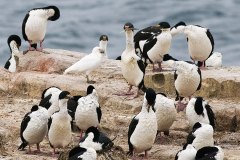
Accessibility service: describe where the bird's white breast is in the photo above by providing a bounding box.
[130,111,157,153]
[25,15,47,43]
[75,96,99,130]
[154,95,177,131]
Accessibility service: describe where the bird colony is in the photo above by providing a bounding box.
[3,5,225,160]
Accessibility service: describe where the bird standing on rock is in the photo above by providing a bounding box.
[22,6,60,53]
[64,46,105,83]
[127,88,157,159]
[141,22,173,71]
[48,91,72,156]
[183,24,214,69]
[75,85,102,139]
[163,60,202,112]
[18,105,49,153]
[4,35,22,72]
[116,22,146,99]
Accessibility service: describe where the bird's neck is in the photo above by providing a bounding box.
[10,42,19,56]
[125,31,134,51]
[58,99,68,112]
[99,41,107,52]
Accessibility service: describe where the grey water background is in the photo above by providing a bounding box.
[0,0,239,66]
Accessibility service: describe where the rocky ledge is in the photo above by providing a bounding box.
[0,49,240,160]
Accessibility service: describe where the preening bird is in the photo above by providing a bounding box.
[75,85,101,139]
[48,91,72,156]
[183,24,214,68]
[64,46,106,83]
[18,105,49,153]
[170,21,186,36]
[79,127,114,152]
[153,93,177,137]
[186,97,216,129]
[185,122,214,150]
[127,88,158,159]
[175,144,196,160]
[117,22,146,98]
[22,6,60,52]
[163,60,202,112]
[205,52,222,68]
[195,146,224,160]
[68,146,97,160]
[39,86,62,116]
[4,35,21,73]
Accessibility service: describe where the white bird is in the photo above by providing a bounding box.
[153,93,177,137]
[48,91,72,155]
[183,24,214,68]
[196,146,224,160]
[186,97,215,129]
[75,85,101,139]
[175,144,197,160]
[22,6,60,52]
[117,22,146,98]
[163,60,202,112]
[127,88,158,159]
[4,35,21,73]
[18,105,49,153]
[99,35,108,58]
[205,52,222,68]
[186,122,214,150]
[68,146,97,160]
[64,46,105,83]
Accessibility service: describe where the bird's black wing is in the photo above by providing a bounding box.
[127,116,139,155]
[197,68,202,90]
[96,107,102,123]
[174,71,183,101]
[134,26,161,42]
[163,54,178,61]
[186,132,195,145]
[205,104,216,129]
[115,56,121,60]
[137,59,146,74]
[157,92,167,97]
[68,146,87,160]
[22,13,29,41]
[142,35,157,61]
[39,94,52,109]
[18,113,31,150]
[206,29,214,55]
[195,146,219,160]
[194,97,204,115]
[4,58,11,70]
[48,117,52,131]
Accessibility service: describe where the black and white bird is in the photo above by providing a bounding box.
[22,6,60,52]
[205,52,222,68]
[79,127,114,151]
[153,93,177,137]
[195,146,224,160]
[186,122,214,150]
[127,88,158,159]
[48,91,72,155]
[18,105,49,153]
[39,86,62,116]
[175,144,196,160]
[4,35,21,73]
[64,46,105,83]
[99,35,108,58]
[75,85,102,138]
[141,22,172,71]
[163,60,202,112]
[183,24,214,68]
[117,22,146,98]
[186,97,216,129]
[68,146,97,160]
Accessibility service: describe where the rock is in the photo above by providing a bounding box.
[0,127,10,156]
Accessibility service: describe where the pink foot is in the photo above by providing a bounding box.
[176,102,187,112]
